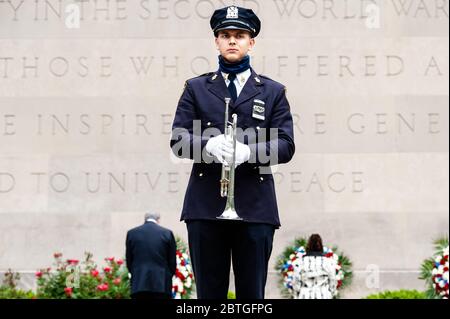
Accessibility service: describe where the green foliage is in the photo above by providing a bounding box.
[365,290,426,299]
[0,287,35,299]
[0,270,35,299]
[176,236,189,251]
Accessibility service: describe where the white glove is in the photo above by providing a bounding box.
[223,140,251,167]
[205,134,233,165]
[234,141,251,167]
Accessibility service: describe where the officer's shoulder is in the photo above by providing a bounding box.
[259,74,286,91]
[186,72,215,84]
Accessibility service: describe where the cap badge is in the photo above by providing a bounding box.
[226,6,239,19]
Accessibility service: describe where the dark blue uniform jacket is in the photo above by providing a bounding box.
[170,68,295,227]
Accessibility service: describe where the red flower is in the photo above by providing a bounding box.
[91,269,99,277]
[105,257,115,262]
[35,271,43,278]
[325,253,334,258]
[104,266,112,273]
[176,269,186,281]
[64,287,73,297]
[337,281,343,289]
[97,283,109,291]
[67,259,79,265]
[117,259,124,266]
[53,252,62,259]
[113,278,121,285]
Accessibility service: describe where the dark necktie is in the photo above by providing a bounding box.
[227,73,237,102]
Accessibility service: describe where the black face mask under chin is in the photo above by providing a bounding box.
[218,55,251,75]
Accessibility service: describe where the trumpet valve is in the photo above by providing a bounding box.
[220,179,228,197]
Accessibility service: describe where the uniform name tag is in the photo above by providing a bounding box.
[252,100,265,120]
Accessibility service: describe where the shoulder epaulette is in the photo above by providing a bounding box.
[198,72,215,78]
[258,74,273,81]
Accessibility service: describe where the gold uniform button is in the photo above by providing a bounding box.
[207,122,211,126]
[199,173,204,177]
[260,177,264,181]
[256,126,260,130]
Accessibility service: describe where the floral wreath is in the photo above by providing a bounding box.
[172,237,195,299]
[420,237,449,299]
[275,237,353,298]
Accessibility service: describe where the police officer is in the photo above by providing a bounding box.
[170,6,295,299]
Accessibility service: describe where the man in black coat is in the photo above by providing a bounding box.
[125,212,177,299]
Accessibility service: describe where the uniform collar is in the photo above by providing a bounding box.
[208,67,263,85]
[221,68,252,87]
[207,68,263,110]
